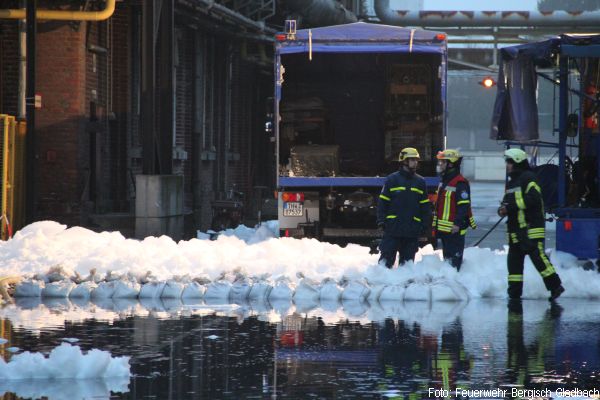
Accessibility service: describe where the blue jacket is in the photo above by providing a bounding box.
[377,169,431,238]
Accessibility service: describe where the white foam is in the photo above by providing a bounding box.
[3,220,599,307]
[0,343,130,380]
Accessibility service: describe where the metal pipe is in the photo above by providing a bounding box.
[447,39,527,44]
[223,44,233,195]
[158,0,174,174]
[25,0,36,223]
[193,0,270,32]
[0,0,115,21]
[558,56,568,207]
[175,8,274,42]
[437,27,598,36]
[281,0,357,27]
[375,0,600,27]
[18,0,26,119]
[448,58,497,72]
[141,0,156,174]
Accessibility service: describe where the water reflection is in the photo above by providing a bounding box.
[0,298,599,399]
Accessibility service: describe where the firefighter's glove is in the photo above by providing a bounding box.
[497,205,508,217]
[451,225,460,234]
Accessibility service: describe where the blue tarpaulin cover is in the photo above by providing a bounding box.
[491,34,600,141]
[277,22,447,54]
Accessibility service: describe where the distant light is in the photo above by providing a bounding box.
[480,77,496,88]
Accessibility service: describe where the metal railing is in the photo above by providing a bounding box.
[0,115,26,240]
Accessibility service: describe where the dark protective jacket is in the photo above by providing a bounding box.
[377,168,430,238]
[434,169,477,235]
[502,167,546,240]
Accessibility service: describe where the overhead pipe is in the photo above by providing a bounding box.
[193,0,274,33]
[0,0,115,20]
[448,58,497,72]
[375,0,600,27]
[281,0,357,27]
[436,27,599,36]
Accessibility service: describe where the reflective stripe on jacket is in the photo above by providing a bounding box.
[503,169,546,240]
[434,173,477,235]
[377,169,430,238]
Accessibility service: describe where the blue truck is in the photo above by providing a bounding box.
[491,34,600,260]
[274,22,447,242]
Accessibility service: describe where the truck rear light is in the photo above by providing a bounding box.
[564,220,572,231]
[275,34,287,41]
[435,33,446,41]
[282,192,304,202]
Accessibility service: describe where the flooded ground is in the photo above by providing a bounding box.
[1,297,599,399]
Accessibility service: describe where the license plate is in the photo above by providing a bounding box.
[283,202,303,217]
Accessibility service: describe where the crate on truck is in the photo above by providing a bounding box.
[274,22,447,242]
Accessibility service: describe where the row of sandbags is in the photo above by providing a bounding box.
[13,276,469,303]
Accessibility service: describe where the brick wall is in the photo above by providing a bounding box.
[35,20,87,224]
[1,1,275,234]
[33,2,131,224]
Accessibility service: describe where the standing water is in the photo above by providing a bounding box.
[1,297,599,399]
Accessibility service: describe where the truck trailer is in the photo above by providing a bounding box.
[490,34,600,260]
[274,22,447,242]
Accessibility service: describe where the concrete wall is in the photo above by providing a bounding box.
[135,175,183,240]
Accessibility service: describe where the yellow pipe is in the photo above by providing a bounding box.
[0,0,115,21]
[0,115,9,241]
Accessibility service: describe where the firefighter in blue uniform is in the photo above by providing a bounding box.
[498,149,565,301]
[433,149,477,271]
[377,147,431,268]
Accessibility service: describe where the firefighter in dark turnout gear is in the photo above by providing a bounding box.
[434,149,477,271]
[498,149,565,301]
[377,147,431,268]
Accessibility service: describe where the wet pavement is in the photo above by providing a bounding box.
[1,296,599,399]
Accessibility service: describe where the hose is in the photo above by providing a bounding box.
[469,216,505,247]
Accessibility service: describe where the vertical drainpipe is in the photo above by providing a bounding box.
[158,0,174,174]
[25,0,36,223]
[141,1,156,174]
[224,43,233,195]
[192,32,205,226]
[18,0,26,119]
[274,53,281,189]
[558,56,568,208]
[442,41,448,149]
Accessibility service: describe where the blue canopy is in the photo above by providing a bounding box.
[491,34,600,141]
[500,34,600,66]
[276,22,447,54]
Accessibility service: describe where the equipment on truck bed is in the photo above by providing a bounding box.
[274,22,446,242]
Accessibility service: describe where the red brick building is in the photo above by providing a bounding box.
[0,0,275,237]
